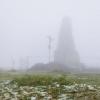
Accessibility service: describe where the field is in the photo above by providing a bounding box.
[0,71,100,100]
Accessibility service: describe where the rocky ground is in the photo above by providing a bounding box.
[0,80,100,100]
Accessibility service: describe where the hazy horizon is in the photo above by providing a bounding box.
[0,0,100,69]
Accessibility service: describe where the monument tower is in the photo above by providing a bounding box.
[54,17,81,69]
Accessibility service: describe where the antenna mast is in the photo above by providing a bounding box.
[48,36,52,63]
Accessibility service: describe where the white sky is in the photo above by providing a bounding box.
[0,0,100,69]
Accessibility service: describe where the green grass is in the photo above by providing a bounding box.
[1,71,100,86]
[13,74,74,86]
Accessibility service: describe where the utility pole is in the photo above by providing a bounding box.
[25,56,30,70]
[47,36,52,63]
[12,58,15,70]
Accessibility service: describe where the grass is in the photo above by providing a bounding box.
[13,74,75,86]
[1,71,100,99]
[1,71,100,86]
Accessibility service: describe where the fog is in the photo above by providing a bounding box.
[0,0,100,69]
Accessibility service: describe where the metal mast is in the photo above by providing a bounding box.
[48,36,52,63]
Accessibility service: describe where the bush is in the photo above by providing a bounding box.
[14,74,74,86]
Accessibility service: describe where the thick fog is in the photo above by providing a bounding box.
[0,0,100,69]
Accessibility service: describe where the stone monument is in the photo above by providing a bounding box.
[54,17,81,69]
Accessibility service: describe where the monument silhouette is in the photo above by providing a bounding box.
[54,17,81,69]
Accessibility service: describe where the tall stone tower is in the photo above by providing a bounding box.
[54,17,81,68]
